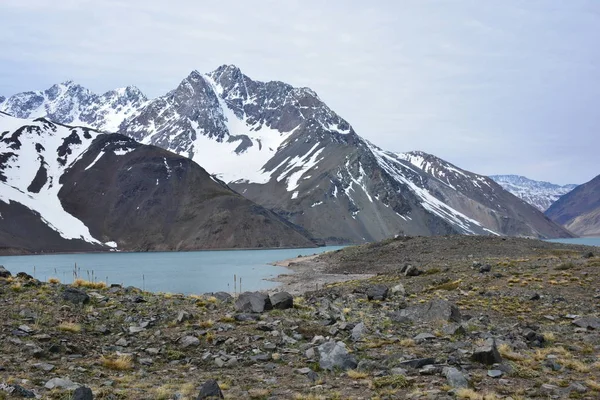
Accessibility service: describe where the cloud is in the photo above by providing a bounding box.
[0,0,598,184]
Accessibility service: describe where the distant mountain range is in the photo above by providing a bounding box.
[0,113,318,253]
[0,66,574,250]
[546,174,600,237]
[490,175,578,212]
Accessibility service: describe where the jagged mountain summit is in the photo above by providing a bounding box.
[490,175,578,212]
[545,174,600,237]
[0,113,318,253]
[0,82,147,132]
[1,66,574,243]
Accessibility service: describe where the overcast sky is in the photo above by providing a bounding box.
[1,0,598,184]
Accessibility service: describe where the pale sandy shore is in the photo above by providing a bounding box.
[267,254,374,295]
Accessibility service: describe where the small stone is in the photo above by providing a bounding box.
[479,264,492,273]
[18,325,34,334]
[139,358,153,365]
[398,358,435,369]
[234,313,260,322]
[390,283,406,296]
[7,384,36,398]
[45,377,80,390]
[177,311,192,323]
[568,382,588,394]
[179,336,200,348]
[129,326,145,334]
[305,347,315,359]
[214,358,225,368]
[487,369,503,378]
[444,367,469,388]
[146,348,160,355]
[72,386,94,400]
[296,367,311,374]
[572,316,600,330]
[115,338,129,347]
[351,322,367,342]
[196,379,224,399]
[212,292,233,303]
[413,332,436,342]
[33,362,55,372]
[404,265,421,276]
[419,364,437,375]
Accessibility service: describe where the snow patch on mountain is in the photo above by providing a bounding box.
[0,114,100,243]
[490,175,578,211]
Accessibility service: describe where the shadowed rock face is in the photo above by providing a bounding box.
[57,134,318,251]
[546,174,600,236]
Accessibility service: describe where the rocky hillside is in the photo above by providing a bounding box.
[546,174,600,237]
[490,175,577,212]
[2,66,574,242]
[1,237,599,399]
[0,113,317,253]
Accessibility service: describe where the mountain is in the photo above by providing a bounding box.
[0,113,318,253]
[0,81,147,132]
[490,175,578,211]
[1,66,574,242]
[545,174,600,237]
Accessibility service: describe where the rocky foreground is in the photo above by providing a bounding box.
[1,237,600,399]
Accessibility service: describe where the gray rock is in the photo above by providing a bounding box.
[390,283,406,296]
[129,326,145,334]
[572,316,600,330]
[398,357,435,369]
[196,379,224,399]
[0,266,11,278]
[366,285,389,301]
[351,322,367,342]
[487,369,503,378]
[413,332,436,342]
[4,384,36,398]
[444,367,469,388]
[568,382,588,394]
[115,338,129,347]
[471,340,502,365]
[212,292,234,303]
[18,325,33,334]
[214,358,225,368]
[179,336,200,348]
[305,347,315,359]
[45,377,80,390]
[296,367,311,374]
[33,362,55,372]
[177,311,192,323]
[234,292,273,313]
[404,265,421,276]
[318,341,357,371]
[72,386,94,400]
[139,358,153,365]
[442,323,466,336]
[270,292,294,310]
[390,299,461,324]
[479,264,492,273]
[234,313,260,322]
[62,287,90,305]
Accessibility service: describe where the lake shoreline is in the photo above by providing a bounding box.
[267,253,374,295]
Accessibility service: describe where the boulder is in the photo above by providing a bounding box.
[444,367,469,388]
[351,322,367,342]
[44,377,80,390]
[366,285,389,301]
[318,341,357,371]
[73,386,94,400]
[270,292,294,310]
[572,316,600,330]
[197,379,224,399]
[234,292,273,313]
[62,287,90,305]
[389,299,461,324]
[404,265,421,276]
[179,336,200,348]
[471,340,502,365]
[0,266,11,278]
[212,292,233,303]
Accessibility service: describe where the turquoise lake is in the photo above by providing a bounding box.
[0,246,344,295]
[545,237,600,247]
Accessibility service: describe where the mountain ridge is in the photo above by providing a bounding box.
[1,66,574,242]
[490,174,577,212]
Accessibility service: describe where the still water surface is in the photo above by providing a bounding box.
[0,246,344,294]
[545,237,600,247]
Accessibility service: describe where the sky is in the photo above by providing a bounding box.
[0,0,599,185]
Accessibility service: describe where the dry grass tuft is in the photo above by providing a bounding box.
[48,277,61,284]
[100,354,133,370]
[586,380,600,391]
[57,322,82,333]
[498,343,526,361]
[248,388,271,399]
[347,370,369,379]
[73,278,107,289]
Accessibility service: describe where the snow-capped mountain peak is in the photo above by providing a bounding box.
[490,174,577,211]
